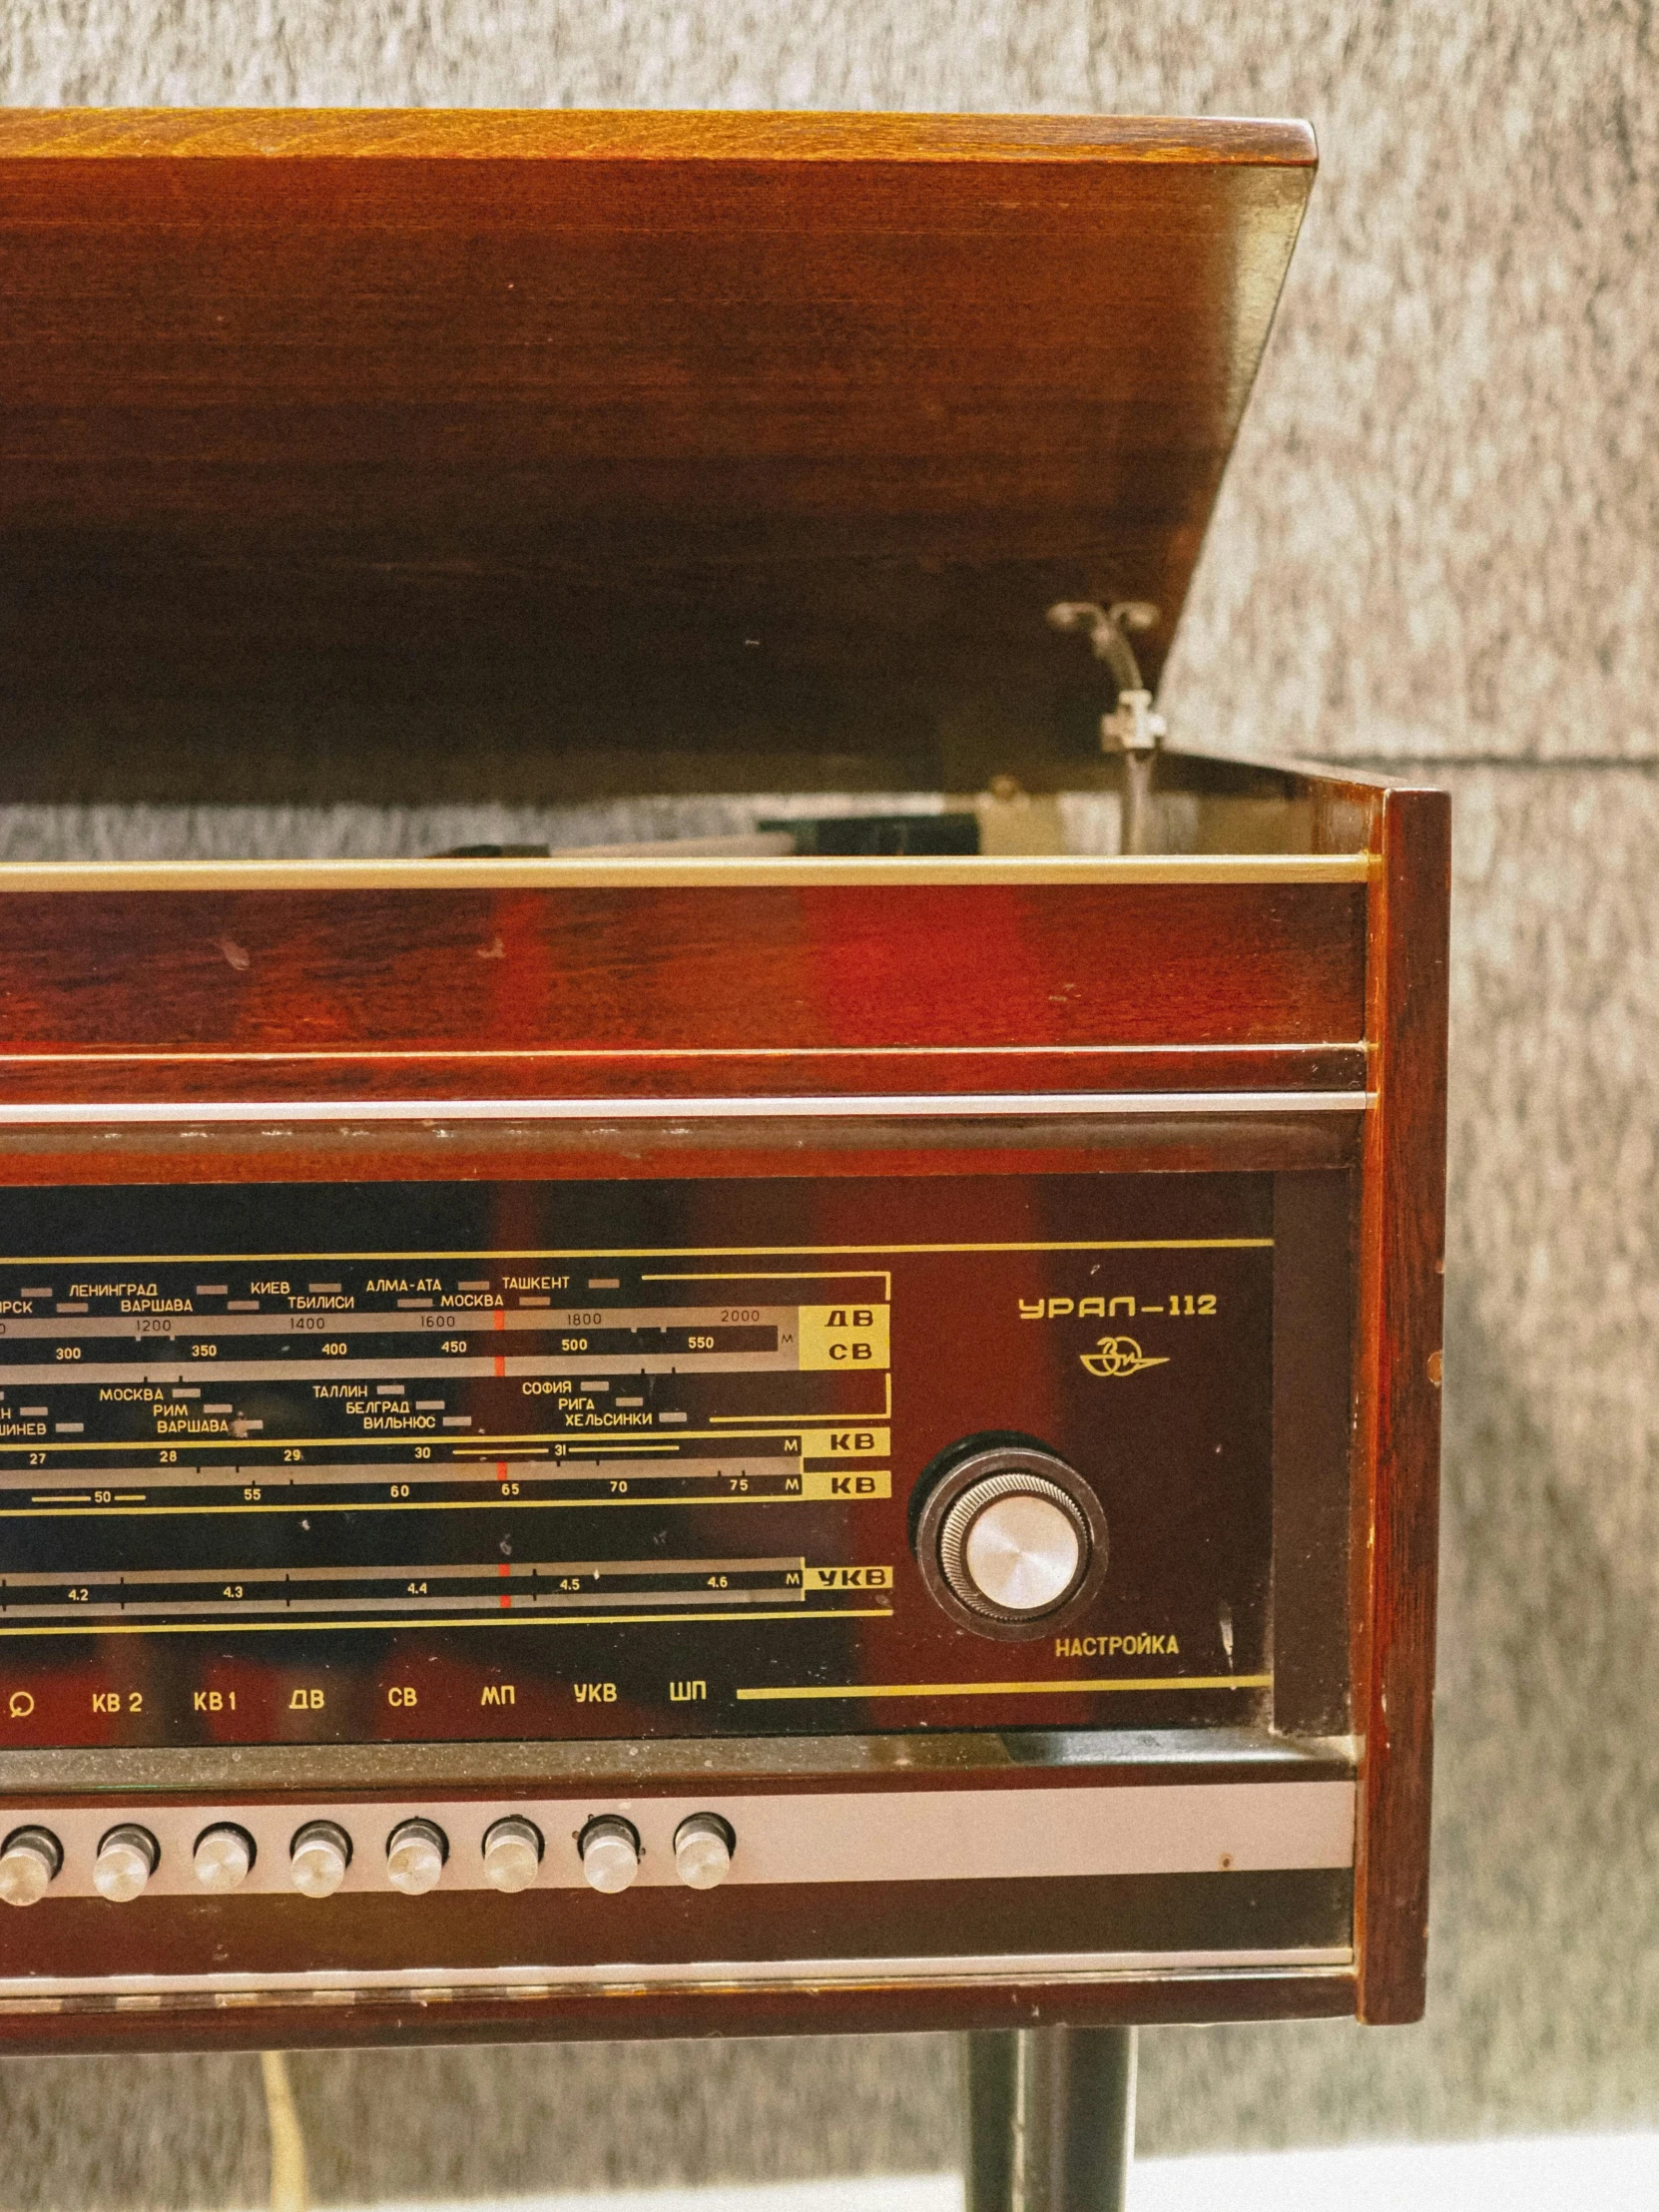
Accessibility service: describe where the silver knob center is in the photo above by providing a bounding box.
[938,1471,1091,1620]
[964,1492,1082,1612]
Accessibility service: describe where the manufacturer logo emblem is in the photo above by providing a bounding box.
[1079,1336,1169,1379]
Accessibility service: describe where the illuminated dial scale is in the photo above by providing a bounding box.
[0,1177,1277,1745]
[0,1272,891,1628]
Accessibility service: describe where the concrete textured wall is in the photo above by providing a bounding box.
[1,0,1657,2199]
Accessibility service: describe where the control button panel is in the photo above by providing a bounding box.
[0,1780,1357,1909]
[0,1800,748,1903]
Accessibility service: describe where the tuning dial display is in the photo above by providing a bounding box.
[914,1440,1107,1639]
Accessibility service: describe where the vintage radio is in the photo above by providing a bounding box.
[0,109,1446,2066]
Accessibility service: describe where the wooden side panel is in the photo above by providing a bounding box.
[1354,787,1450,2021]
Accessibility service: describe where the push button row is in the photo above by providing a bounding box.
[0,1811,735,1905]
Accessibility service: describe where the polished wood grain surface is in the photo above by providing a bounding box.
[0,882,1367,1060]
[0,1113,1366,1189]
[0,109,1318,163]
[0,109,1314,799]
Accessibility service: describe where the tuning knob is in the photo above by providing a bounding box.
[0,1827,61,1908]
[914,1440,1107,1639]
[942,1473,1088,1613]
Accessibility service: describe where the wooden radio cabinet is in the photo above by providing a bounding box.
[0,109,1447,2061]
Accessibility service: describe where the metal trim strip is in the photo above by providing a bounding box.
[3,1782,1357,1899]
[0,1947,1356,2005]
[0,1091,1373,1127]
[0,1727,1356,1795]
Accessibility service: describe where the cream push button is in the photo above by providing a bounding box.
[578,1815,640,1894]
[194,1824,256,1893]
[289,1820,351,1899]
[385,1819,447,1897]
[93,1824,159,1903]
[674,1813,735,1891]
[0,1827,61,1908]
[481,1816,543,1895]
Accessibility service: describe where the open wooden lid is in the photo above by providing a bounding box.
[0,110,1316,801]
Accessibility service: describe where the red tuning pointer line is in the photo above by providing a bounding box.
[493,1307,507,1377]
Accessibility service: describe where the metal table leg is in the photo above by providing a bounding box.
[965,2026,1137,2212]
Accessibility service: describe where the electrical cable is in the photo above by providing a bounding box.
[261,2050,309,2212]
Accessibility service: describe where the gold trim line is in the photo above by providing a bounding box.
[0,1095,1369,1125]
[0,1605,890,1640]
[0,1044,1362,1064]
[0,854,1373,893]
[0,1236,1272,1261]
[737,1674,1274,1701]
